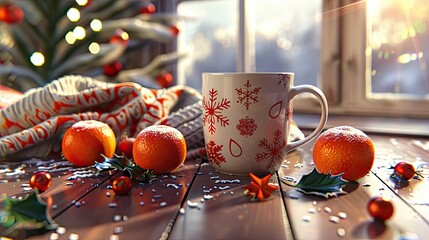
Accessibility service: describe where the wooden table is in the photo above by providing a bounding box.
[1,134,429,240]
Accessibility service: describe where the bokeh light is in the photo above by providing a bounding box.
[65,31,77,44]
[76,0,89,6]
[67,8,80,22]
[88,42,100,54]
[30,52,45,66]
[73,26,86,40]
[90,19,102,32]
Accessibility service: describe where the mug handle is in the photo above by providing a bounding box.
[286,84,328,152]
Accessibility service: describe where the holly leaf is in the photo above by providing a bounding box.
[281,168,348,198]
[94,154,153,182]
[1,191,57,237]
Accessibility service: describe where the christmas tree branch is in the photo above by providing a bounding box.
[52,43,127,79]
[11,28,35,71]
[22,18,49,46]
[0,44,26,66]
[22,0,50,22]
[84,0,117,13]
[0,66,45,87]
[102,19,173,42]
[96,52,184,82]
[53,29,100,69]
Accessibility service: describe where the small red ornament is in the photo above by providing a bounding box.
[156,71,174,88]
[103,61,123,77]
[393,161,416,180]
[112,176,132,195]
[169,25,180,36]
[243,173,279,201]
[140,2,156,14]
[109,29,129,45]
[118,135,135,159]
[30,171,52,192]
[367,196,394,221]
[0,3,24,24]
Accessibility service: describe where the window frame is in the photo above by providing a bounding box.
[173,0,429,118]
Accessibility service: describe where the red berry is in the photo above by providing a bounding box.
[0,3,24,24]
[140,2,156,14]
[169,25,180,36]
[112,176,132,195]
[156,72,173,88]
[367,196,394,221]
[30,171,52,192]
[118,137,135,159]
[103,61,122,77]
[394,162,416,180]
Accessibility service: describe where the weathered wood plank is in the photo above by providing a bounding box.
[370,136,429,223]
[27,159,202,240]
[169,162,292,240]
[0,159,116,239]
[278,135,429,240]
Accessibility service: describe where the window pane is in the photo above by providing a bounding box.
[177,0,238,90]
[254,0,321,86]
[369,0,429,97]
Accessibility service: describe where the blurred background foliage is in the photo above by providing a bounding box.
[0,0,183,92]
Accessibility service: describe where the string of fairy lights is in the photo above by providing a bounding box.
[29,0,113,67]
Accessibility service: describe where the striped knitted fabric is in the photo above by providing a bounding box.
[0,75,203,161]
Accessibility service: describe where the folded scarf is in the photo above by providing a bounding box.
[0,75,203,161]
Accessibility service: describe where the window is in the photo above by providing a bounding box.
[177,0,238,89]
[177,0,321,90]
[175,0,429,118]
[369,0,429,96]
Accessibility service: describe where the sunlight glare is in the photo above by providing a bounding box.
[397,53,411,64]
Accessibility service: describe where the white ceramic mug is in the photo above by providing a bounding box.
[202,72,328,175]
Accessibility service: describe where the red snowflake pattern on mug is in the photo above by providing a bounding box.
[235,80,261,110]
[203,88,230,134]
[277,74,290,88]
[255,129,286,170]
[236,116,257,137]
[206,140,226,167]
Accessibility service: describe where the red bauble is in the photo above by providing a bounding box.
[118,137,135,159]
[0,3,24,24]
[140,2,156,14]
[103,61,123,77]
[156,72,173,88]
[169,25,180,36]
[394,161,416,180]
[112,176,132,195]
[109,29,129,45]
[30,171,52,192]
[367,196,394,221]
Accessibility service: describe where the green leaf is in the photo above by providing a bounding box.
[94,154,154,182]
[281,168,348,198]
[1,191,57,236]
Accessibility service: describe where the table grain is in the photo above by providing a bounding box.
[1,134,428,240]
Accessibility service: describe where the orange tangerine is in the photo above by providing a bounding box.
[133,125,186,174]
[62,120,116,167]
[312,126,375,181]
